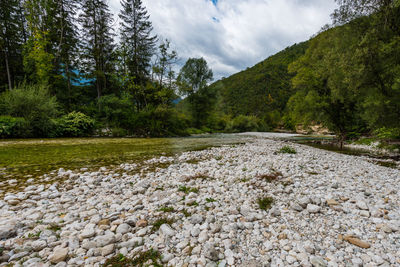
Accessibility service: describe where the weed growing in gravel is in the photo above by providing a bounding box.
[103,249,163,267]
[27,231,41,239]
[205,198,216,203]
[181,209,191,217]
[278,146,297,154]
[151,218,175,233]
[158,206,174,212]
[187,201,199,207]
[257,197,274,211]
[178,185,199,194]
[215,156,223,160]
[155,186,164,191]
[47,224,61,232]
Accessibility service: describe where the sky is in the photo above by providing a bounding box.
[109,0,338,80]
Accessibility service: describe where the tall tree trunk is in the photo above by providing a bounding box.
[4,50,12,90]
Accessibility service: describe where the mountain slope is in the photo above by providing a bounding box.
[210,41,308,119]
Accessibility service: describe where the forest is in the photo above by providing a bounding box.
[1,0,399,142]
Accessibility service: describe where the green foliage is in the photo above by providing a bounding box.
[178,185,199,194]
[158,206,175,212]
[55,111,95,137]
[208,42,308,120]
[0,116,28,138]
[98,94,133,129]
[278,146,297,154]
[373,127,400,139]
[225,115,267,133]
[177,58,213,96]
[151,218,175,233]
[0,83,58,137]
[257,196,274,211]
[103,249,163,267]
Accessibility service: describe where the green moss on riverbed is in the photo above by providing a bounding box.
[0,135,246,194]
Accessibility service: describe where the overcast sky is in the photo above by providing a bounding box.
[109,0,337,80]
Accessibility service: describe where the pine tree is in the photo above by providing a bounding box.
[79,0,115,101]
[119,0,157,85]
[53,0,80,107]
[0,0,26,90]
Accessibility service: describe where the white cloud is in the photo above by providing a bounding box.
[109,0,337,79]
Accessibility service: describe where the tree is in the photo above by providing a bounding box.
[53,0,80,108]
[178,58,214,127]
[287,26,364,147]
[79,0,115,102]
[177,58,213,96]
[119,0,157,85]
[0,0,26,91]
[152,39,177,89]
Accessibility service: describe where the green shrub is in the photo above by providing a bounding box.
[56,111,95,137]
[0,116,29,138]
[111,127,128,137]
[98,94,133,129]
[129,106,189,137]
[0,83,58,137]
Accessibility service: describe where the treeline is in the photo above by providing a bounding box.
[203,0,400,140]
[0,0,202,138]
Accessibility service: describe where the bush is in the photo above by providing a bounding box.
[373,127,400,139]
[225,115,267,133]
[0,116,29,138]
[98,94,134,129]
[55,112,95,137]
[0,83,58,137]
[129,106,189,137]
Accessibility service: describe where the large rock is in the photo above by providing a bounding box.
[310,256,327,267]
[48,247,68,264]
[116,223,131,234]
[94,234,115,247]
[307,204,321,213]
[0,225,17,240]
[79,223,96,239]
[203,242,219,261]
[190,214,203,224]
[31,240,47,251]
[160,224,175,237]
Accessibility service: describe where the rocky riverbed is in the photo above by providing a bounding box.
[0,137,399,266]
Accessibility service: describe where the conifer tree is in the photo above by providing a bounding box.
[79,0,115,101]
[0,0,26,90]
[119,0,157,85]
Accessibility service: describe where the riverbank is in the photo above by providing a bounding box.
[1,137,399,266]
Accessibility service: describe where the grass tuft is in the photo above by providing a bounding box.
[257,196,274,211]
[278,146,297,154]
[151,218,175,233]
[178,185,199,194]
[103,249,163,267]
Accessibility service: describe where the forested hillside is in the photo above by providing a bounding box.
[209,41,308,127]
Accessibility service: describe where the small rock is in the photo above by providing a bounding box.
[32,240,47,251]
[190,214,203,224]
[160,224,175,237]
[116,223,131,234]
[49,247,68,264]
[135,219,147,227]
[310,256,327,267]
[307,204,321,213]
[356,200,369,210]
[343,235,371,248]
[101,244,115,256]
[291,203,304,212]
[98,219,110,226]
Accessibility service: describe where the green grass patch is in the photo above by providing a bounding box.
[158,206,175,212]
[178,185,199,194]
[103,249,163,267]
[187,201,199,207]
[151,218,175,233]
[257,196,274,211]
[278,146,297,154]
[205,198,216,203]
[181,209,191,217]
